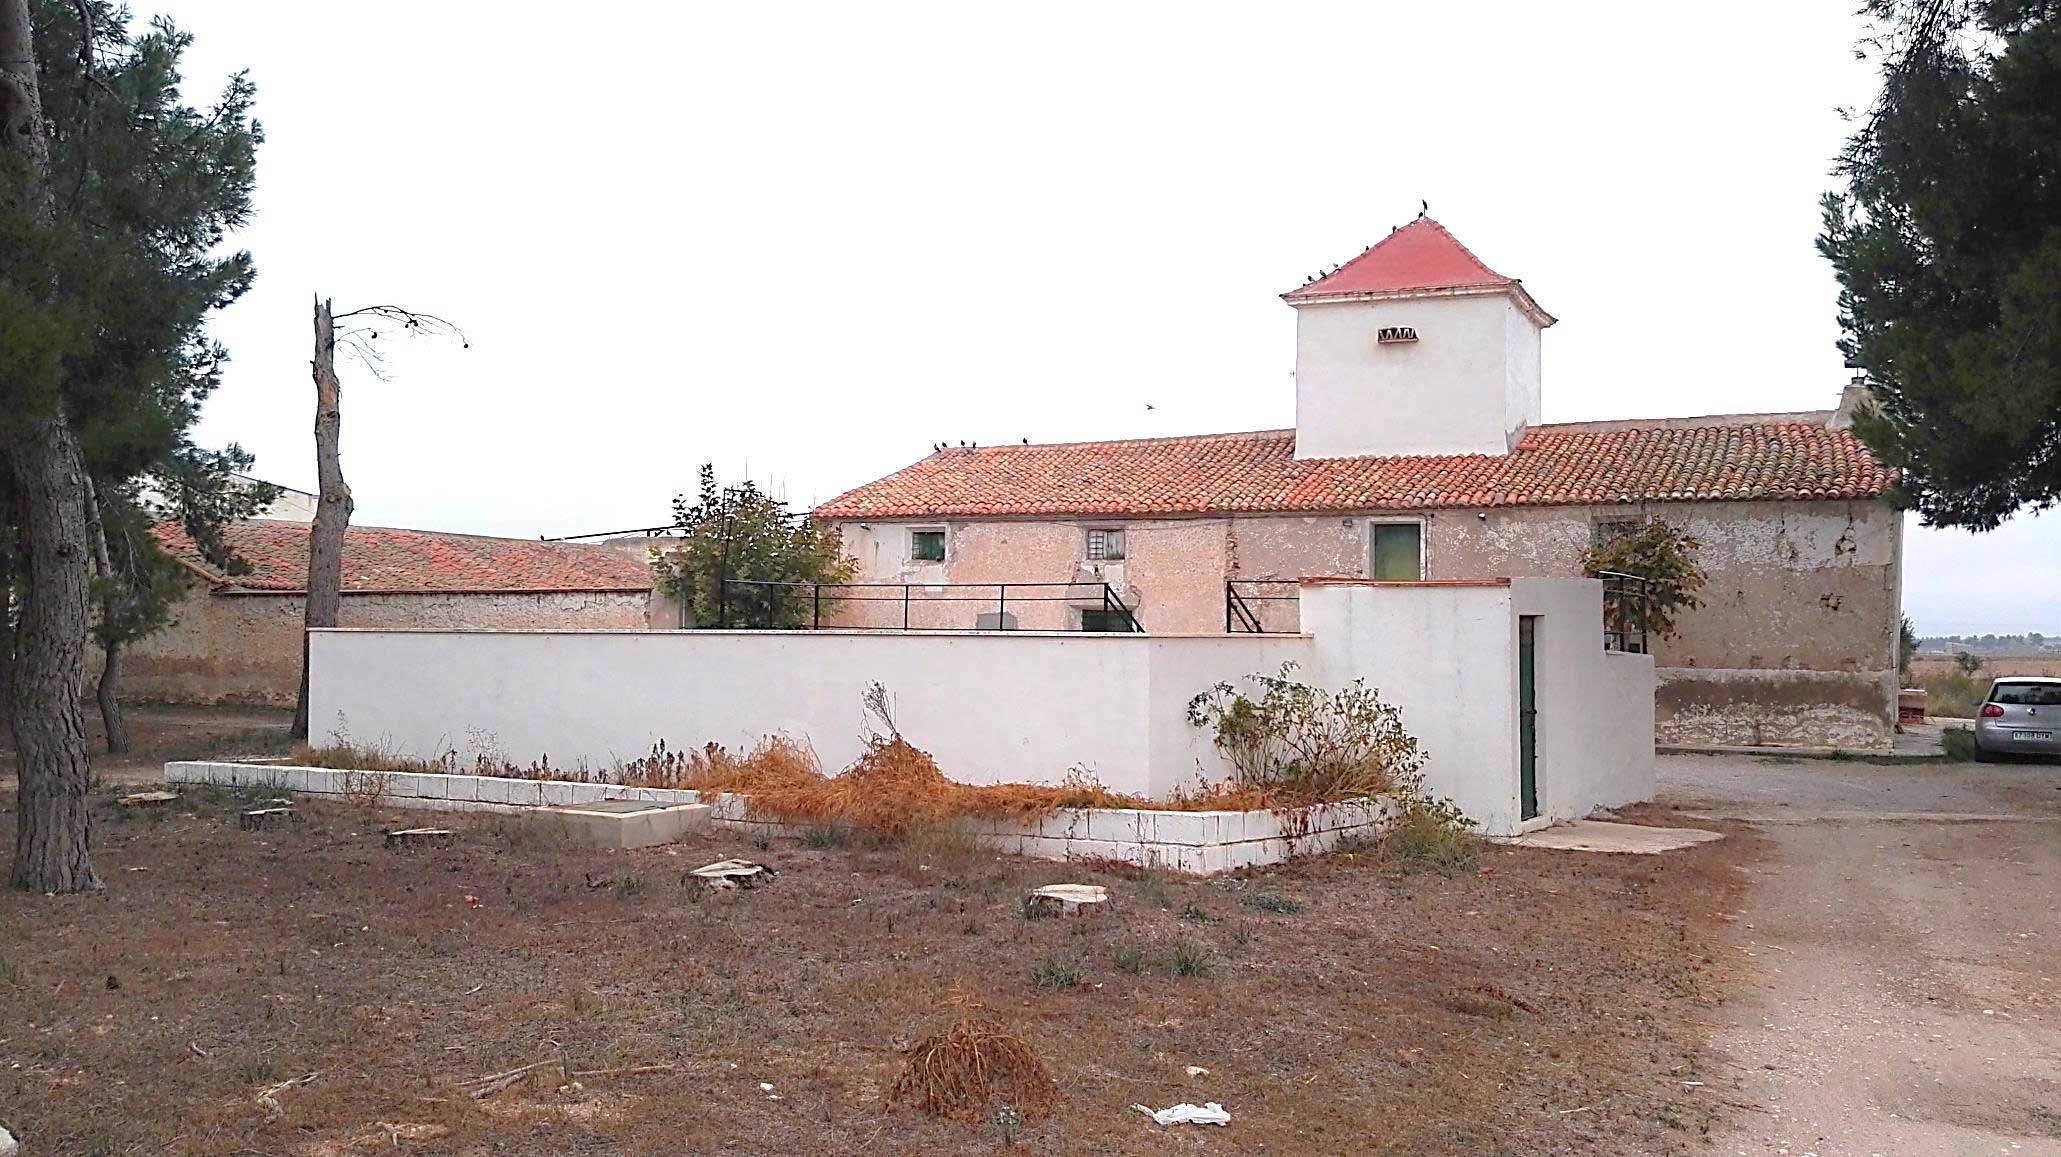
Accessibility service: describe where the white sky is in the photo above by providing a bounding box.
[148,1,2054,635]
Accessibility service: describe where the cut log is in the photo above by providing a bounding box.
[383,827,454,850]
[119,790,180,808]
[239,806,300,831]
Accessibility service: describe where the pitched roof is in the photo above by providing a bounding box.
[153,519,654,595]
[1283,217,1553,323]
[813,419,1895,521]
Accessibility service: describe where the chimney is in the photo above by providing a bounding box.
[1829,371,1872,430]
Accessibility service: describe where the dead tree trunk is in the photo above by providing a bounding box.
[3,0,101,893]
[293,296,352,740]
[83,475,128,754]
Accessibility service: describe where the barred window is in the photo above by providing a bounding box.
[1085,528,1125,561]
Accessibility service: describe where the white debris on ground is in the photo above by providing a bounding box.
[1131,1101,1231,1127]
[690,860,771,891]
[0,1123,18,1156]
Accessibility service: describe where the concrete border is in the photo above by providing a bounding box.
[163,761,1393,875]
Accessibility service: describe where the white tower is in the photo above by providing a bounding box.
[1286,218,1555,460]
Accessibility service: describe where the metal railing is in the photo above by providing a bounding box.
[711,578,1143,632]
[1225,579,1300,633]
[1598,570,1652,654]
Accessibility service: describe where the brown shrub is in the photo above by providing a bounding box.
[887,1015,1059,1122]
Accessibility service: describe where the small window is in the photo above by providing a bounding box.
[1370,522,1423,581]
[910,528,946,563]
[1593,519,1642,547]
[1085,528,1125,561]
[1080,608,1133,632]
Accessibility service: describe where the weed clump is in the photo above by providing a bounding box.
[1243,893,1303,914]
[1171,941,1214,977]
[1029,956,1084,989]
[1381,796,1480,874]
[887,1016,1059,1123]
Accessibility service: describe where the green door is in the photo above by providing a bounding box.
[1519,616,1539,820]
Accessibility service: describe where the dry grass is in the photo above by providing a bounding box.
[886,1014,1059,1123]
[0,778,1757,1154]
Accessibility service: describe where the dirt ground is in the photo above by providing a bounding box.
[1661,751,2061,1155]
[1,708,1751,1155]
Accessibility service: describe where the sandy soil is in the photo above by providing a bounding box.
[0,710,1751,1155]
[1659,752,2061,1155]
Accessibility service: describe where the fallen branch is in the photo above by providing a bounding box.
[256,1071,319,1121]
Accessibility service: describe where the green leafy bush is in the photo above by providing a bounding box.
[1186,663,1426,802]
[649,465,856,629]
[1580,520,1709,640]
[1941,727,1980,762]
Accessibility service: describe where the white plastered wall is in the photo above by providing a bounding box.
[309,629,1308,799]
[1292,292,1543,459]
[1300,578,1653,836]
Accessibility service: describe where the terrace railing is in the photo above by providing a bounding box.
[1225,579,1299,633]
[1598,570,1653,654]
[712,578,1143,633]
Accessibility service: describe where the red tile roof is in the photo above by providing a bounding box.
[813,420,1895,521]
[154,519,654,594]
[1286,217,1516,300]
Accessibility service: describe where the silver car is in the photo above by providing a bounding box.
[1974,676,2061,760]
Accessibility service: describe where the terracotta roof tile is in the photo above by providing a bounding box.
[154,519,654,594]
[813,421,1895,521]
[1285,217,1515,300]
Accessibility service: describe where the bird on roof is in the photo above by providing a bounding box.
[1021,437,1029,445]
[1419,198,1429,217]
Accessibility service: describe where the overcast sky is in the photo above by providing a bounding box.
[148,1,2053,635]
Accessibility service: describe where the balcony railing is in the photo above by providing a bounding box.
[1225,579,1299,633]
[710,578,1142,632]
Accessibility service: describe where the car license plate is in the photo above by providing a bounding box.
[2013,731,2053,741]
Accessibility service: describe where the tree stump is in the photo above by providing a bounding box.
[1025,884,1109,916]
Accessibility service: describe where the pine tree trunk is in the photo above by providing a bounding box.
[294,296,351,741]
[83,475,129,754]
[6,419,100,894]
[3,0,101,893]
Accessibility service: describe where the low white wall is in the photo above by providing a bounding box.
[309,629,1310,799]
[164,760,1393,875]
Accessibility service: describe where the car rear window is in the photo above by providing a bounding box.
[1990,682,2061,706]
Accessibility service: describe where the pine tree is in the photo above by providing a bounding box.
[1820,0,2061,529]
[1,2,260,889]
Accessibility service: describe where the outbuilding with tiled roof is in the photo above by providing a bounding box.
[122,519,663,707]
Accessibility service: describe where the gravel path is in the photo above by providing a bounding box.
[1658,752,2061,1155]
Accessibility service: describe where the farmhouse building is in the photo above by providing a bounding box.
[123,519,662,706]
[815,218,1903,750]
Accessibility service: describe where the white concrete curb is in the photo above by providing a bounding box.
[164,761,1394,874]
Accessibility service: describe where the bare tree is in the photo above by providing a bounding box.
[2,0,99,891]
[292,298,464,739]
[82,475,126,753]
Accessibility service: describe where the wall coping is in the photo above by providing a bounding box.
[308,627,1315,640]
